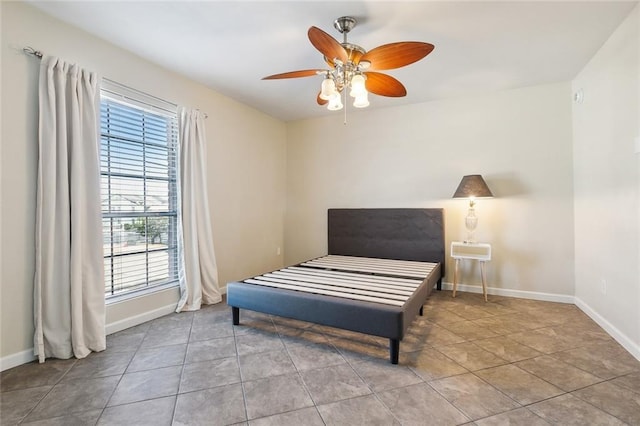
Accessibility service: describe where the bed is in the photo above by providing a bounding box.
[226,208,445,364]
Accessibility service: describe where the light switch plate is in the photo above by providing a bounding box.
[635,136,640,154]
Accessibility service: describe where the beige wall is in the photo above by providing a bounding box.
[572,5,639,358]
[1,2,286,367]
[285,82,575,300]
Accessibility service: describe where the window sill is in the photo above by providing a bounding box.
[106,281,180,305]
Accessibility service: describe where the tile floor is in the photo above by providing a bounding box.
[2,290,640,425]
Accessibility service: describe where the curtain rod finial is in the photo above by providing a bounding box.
[23,46,43,58]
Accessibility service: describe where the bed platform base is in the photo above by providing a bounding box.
[227,208,445,364]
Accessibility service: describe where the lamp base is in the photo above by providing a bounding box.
[465,206,478,243]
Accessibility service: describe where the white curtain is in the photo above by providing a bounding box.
[34,56,105,362]
[176,107,222,312]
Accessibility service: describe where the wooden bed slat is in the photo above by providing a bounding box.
[262,273,414,294]
[301,257,434,278]
[284,266,422,286]
[243,277,406,306]
[275,269,420,290]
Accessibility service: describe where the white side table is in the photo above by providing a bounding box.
[451,242,492,301]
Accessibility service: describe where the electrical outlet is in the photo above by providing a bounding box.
[600,278,607,295]
[276,247,281,256]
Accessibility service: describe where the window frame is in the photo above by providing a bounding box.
[100,81,180,301]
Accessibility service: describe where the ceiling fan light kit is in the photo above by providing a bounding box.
[263,16,434,113]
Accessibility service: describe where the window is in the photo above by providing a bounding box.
[100,84,179,299]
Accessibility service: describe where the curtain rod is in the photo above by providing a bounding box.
[22,46,208,119]
[23,46,43,58]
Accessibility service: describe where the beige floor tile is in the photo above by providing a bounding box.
[440,320,500,340]
[403,347,469,381]
[0,359,75,392]
[474,407,550,425]
[436,341,508,371]
[23,409,103,425]
[63,350,135,380]
[471,315,531,336]
[417,323,467,347]
[0,385,52,425]
[422,308,468,325]
[474,335,543,362]
[98,396,176,426]
[248,407,324,426]
[173,384,246,426]
[351,358,423,392]
[243,373,313,420]
[180,356,241,393]
[528,393,626,425]
[429,373,520,420]
[515,355,603,391]
[475,364,563,405]
[444,304,498,320]
[238,349,295,382]
[377,382,469,424]
[126,344,186,373]
[301,364,371,405]
[610,371,640,394]
[24,376,120,422]
[329,335,390,363]
[107,366,181,407]
[507,327,581,354]
[316,394,399,425]
[572,381,640,425]
[551,341,640,379]
[285,341,346,371]
[185,336,236,363]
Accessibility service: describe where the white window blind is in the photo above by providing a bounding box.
[100,83,179,299]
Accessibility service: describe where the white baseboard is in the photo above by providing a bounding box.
[446,282,640,362]
[105,303,177,335]
[1,303,177,372]
[0,349,37,372]
[574,297,640,361]
[440,281,575,304]
[2,290,229,372]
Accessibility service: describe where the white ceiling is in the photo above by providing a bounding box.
[29,1,637,122]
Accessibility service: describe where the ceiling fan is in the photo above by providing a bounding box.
[263,16,435,111]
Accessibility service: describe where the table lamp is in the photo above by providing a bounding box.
[452,174,493,243]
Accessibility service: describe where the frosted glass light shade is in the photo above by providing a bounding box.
[349,74,367,97]
[353,92,369,108]
[327,95,343,111]
[320,78,337,100]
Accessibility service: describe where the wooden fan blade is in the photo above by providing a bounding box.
[364,72,407,97]
[262,69,323,80]
[360,42,434,71]
[317,92,328,106]
[308,26,348,64]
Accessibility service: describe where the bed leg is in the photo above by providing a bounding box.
[437,278,442,291]
[390,339,399,364]
[232,307,240,325]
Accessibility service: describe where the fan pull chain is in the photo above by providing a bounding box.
[343,85,347,125]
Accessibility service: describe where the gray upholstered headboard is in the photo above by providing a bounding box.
[328,208,445,277]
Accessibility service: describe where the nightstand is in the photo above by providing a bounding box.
[451,242,492,301]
